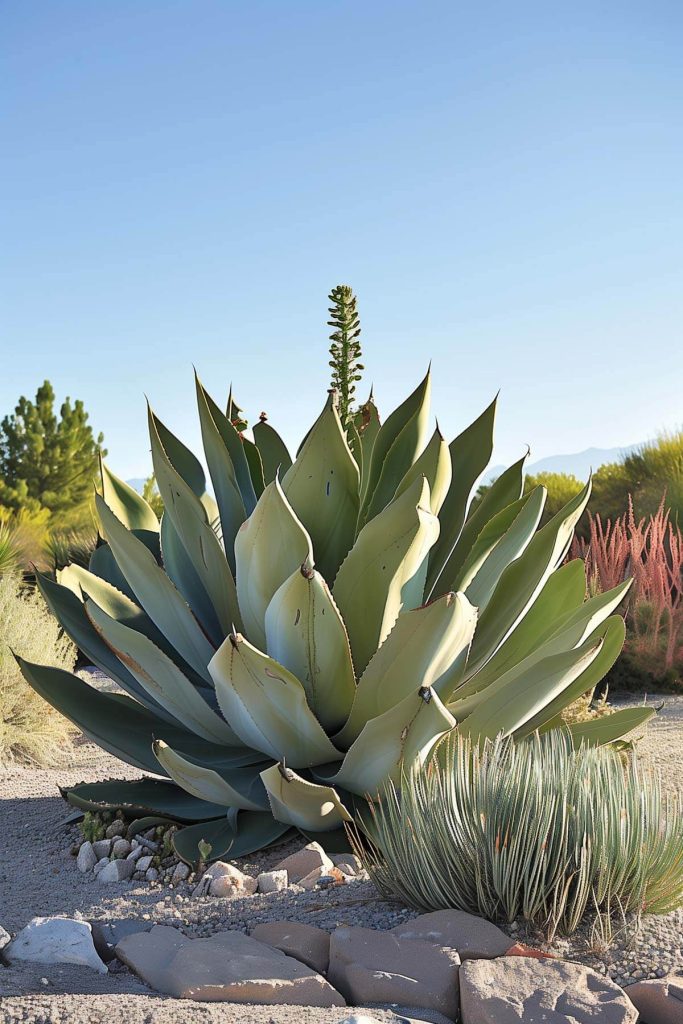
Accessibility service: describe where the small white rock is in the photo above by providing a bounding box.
[92,839,112,859]
[98,859,134,883]
[257,869,288,893]
[5,916,107,974]
[206,861,257,897]
[76,841,97,874]
[172,863,190,884]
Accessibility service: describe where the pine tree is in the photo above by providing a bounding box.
[328,284,363,425]
[0,380,105,518]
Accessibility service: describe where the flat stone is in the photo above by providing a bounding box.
[206,861,257,897]
[126,845,145,862]
[329,925,460,1020]
[77,841,97,873]
[6,916,107,974]
[0,924,11,950]
[274,842,334,883]
[145,867,159,882]
[136,854,153,872]
[251,921,330,974]
[459,958,638,1023]
[115,924,345,1004]
[625,973,683,1023]
[92,839,112,859]
[93,857,109,876]
[257,869,289,893]
[98,858,134,883]
[393,909,511,960]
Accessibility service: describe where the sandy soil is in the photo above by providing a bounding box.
[1,694,681,1022]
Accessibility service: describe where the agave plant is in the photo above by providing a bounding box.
[18,369,654,864]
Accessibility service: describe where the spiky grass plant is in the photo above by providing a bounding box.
[354,731,683,940]
[0,574,77,765]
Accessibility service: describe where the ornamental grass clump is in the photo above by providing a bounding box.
[354,731,683,940]
[0,574,77,765]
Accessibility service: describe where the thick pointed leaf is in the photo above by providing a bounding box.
[172,811,292,866]
[393,427,452,516]
[153,741,268,811]
[427,453,527,599]
[333,477,440,676]
[200,377,258,514]
[454,635,604,742]
[209,632,342,769]
[159,513,223,646]
[253,416,293,484]
[331,686,455,797]
[100,459,160,533]
[336,591,476,747]
[153,415,208,498]
[282,393,360,582]
[461,486,547,610]
[456,559,588,697]
[519,616,626,734]
[35,571,174,718]
[564,706,656,747]
[265,561,356,733]
[16,657,240,776]
[149,407,240,637]
[96,494,214,682]
[243,435,266,498]
[58,563,209,690]
[354,393,381,501]
[61,778,227,822]
[84,598,240,745]
[360,369,431,524]
[235,476,313,650]
[195,373,246,570]
[466,480,593,675]
[425,395,497,594]
[260,763,352,831]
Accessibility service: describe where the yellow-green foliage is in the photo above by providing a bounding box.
[0,574,77,765]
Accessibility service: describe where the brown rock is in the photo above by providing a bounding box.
[205,861,257,897]
[115,925,345,1005]
[393,909,511,960]
[460,957,638,1023]
[505,942,556,960]
[251,921,330,974]
[328,925,460,1020]
[625,973,683,1024]
[274,842,333,883]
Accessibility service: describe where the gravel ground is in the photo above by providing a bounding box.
[1,691,681,1021]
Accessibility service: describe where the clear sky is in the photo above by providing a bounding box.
[2,1,682,479]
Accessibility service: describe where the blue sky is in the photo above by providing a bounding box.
[2,1,682,479]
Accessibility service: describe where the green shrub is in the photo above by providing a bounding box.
[0,574,77,764]
[354,731,683,940]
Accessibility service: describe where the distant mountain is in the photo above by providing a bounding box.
[484,442,642,485]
